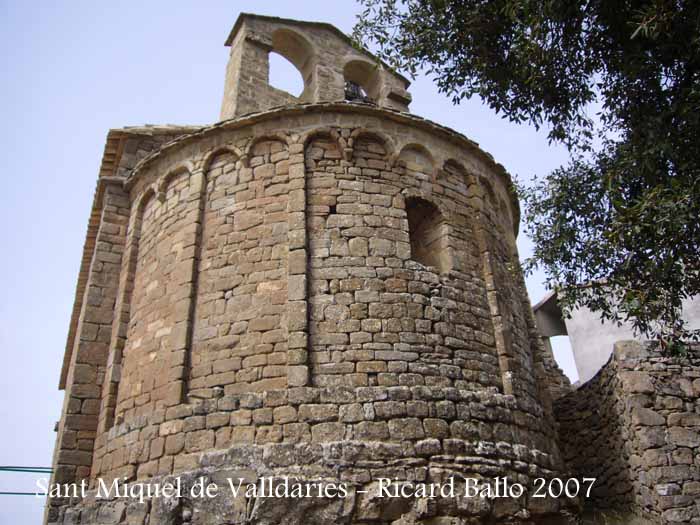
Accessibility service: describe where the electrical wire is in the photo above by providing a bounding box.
[0,466,53,496]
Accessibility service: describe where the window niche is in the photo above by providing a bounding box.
[405,197,450,273]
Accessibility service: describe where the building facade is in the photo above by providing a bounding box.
[534,289,700,384]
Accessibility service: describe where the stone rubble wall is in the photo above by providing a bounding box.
[540,340,572,402]
[554,341,700,523]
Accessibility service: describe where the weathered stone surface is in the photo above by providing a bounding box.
[668,427,700,448]
[47,12,612,525]
[620,371,655,394]
[632,407,666,426]
[555,340,700,524]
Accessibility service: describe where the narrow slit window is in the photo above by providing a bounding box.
[406,197,450,273]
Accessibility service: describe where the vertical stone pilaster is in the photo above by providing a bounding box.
[47,180,128,522]
[476,221,515,396]
[97,186,146,436]
[286,141,309,386]
[179,167,206,402]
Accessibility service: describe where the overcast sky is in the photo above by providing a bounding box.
[0,2,575,522]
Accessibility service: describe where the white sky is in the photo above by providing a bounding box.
[0,2,577,522]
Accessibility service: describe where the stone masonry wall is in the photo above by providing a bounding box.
[189,141,290,397]
[220,14,412,119]
[49,105,574,524]
[555,341,700,523]
[47,129,197,524]
[115,169,195,421]
[305,133,505,393]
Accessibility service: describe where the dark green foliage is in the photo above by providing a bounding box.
[354,0,700,349]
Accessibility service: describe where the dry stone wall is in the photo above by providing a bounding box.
[555,341,700,523]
